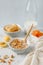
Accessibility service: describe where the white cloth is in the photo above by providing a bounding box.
[19,37,43,65]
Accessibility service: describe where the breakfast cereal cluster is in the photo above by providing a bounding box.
[10,39,28,49]
[0,54,15,65]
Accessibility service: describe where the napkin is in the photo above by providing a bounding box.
[19,37,43,65]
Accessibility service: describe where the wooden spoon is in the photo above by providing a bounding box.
[21,24,33,44]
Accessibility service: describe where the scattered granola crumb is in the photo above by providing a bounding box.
[9,59,14,62]
[11,55,14,58]
[3,55,9,59]
[0,54,15,64]
[0,58,6,63]
[8,60,11,65]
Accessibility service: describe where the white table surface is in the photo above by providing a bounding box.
[0,26,34,65]
[0,26,26,65]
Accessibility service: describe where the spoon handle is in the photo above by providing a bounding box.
[25,24,33,41]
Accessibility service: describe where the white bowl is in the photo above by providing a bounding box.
[3,24,24,37]
[8,37,30,54]
[30,35,39,43]
[30,28,43,43]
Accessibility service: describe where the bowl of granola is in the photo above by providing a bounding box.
[8,37,30,54]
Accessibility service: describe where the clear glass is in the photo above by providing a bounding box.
[24,0,43,31]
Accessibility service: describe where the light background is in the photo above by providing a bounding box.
[0,0,43,27]
[0,1,43,65]
[0,0,27,26]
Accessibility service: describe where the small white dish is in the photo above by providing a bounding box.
[30,28,43,43]
[30,35,39,43]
